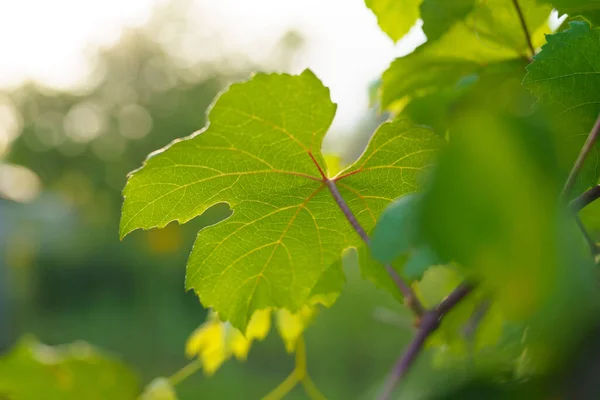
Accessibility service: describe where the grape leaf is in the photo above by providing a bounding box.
[420,0,475,41]
[381,0,551,109]
[364,0,421,42]
[524,21,600,190]
[120,70,443,330]
[0,336,139,400]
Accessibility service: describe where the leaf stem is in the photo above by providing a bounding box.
[168,358,203,387]
[302,375,328,400]
[378,283,474,400]
[324,179,424,315]
[511,0,535,58]
[263,370,299,400]
[562,113,600,199]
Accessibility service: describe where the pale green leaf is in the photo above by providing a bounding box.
[120,71,443,330]
[0,336,139,400]
[364,0,421,42]
[140,378,178,400]
[524,21,600,190]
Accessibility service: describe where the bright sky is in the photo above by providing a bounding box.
[0,0,424,132]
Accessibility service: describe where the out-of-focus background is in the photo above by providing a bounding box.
[0,0,428,398]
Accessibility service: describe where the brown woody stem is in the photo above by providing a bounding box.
[379,283,474,400]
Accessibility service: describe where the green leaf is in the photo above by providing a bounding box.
[370,193,443,280]
[420,0,475,41]
[370,193,420,264]
[381,0,551,109]
[404,59,536,135]
[0,336,139,400]
[364,0,421,42]
[404,245,442,279]
[524,21,600,190]
[120,70,443,330]
[140,378,178,400]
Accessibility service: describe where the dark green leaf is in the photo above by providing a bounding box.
[370,193,420,264]
[524,21,600,190]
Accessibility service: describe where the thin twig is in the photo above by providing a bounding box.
[575,216,600,256]
[325,179,424,315]
[568,186,600,255]
[570,185,600,213]
[378,283,474,400]
[511,0,535,58]
[562,113,600,199]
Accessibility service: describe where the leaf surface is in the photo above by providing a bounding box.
[364,0,421,42]
[121,71,442,330]
[524,21,600,190]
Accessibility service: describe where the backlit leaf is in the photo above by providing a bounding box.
[276,306,315,353]
[364,0,421,42]
[185,309,271,375]
[120,71,442,330]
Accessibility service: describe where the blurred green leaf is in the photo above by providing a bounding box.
[404,245,442,280]
[370,194,420,264]
[417,109,599,369]
[420,0,475,41]
[363,0,421,42]
[120,71,442,330]
[524,21,600,191]
[0,336,139,400]
[140,378,178,400]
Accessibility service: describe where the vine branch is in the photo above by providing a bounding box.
[325,179,424,316]
[379,283,474,400]
[568,186,600,255]
[562,113,600,200]
[511,0,535,58]
[325,178,475,395]
[570,185,600,213]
